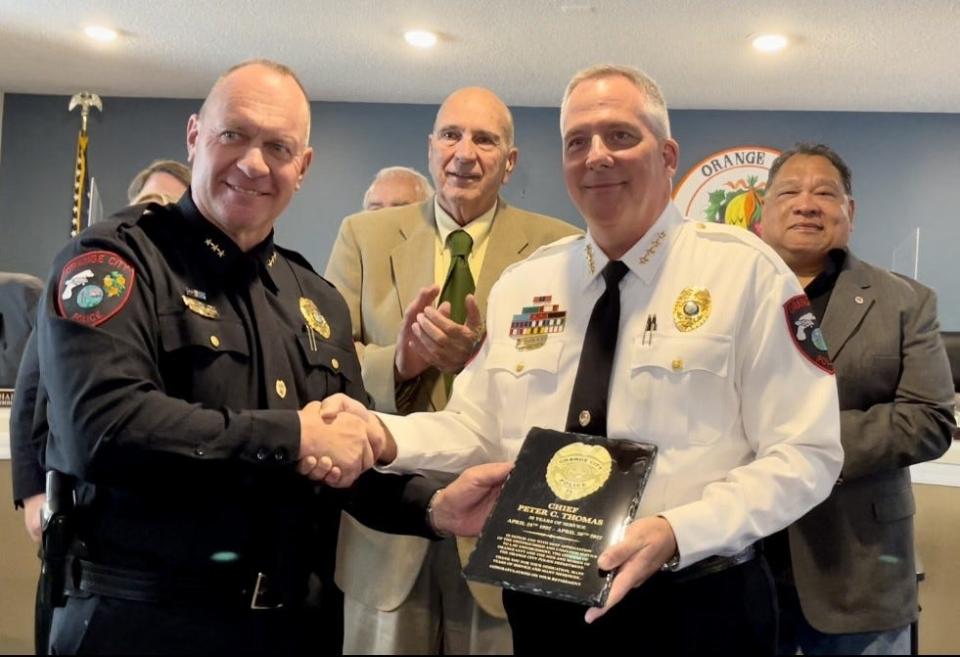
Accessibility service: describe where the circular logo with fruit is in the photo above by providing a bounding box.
[673,146,781,236]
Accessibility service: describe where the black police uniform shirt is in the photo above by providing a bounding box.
[37,193,370,590]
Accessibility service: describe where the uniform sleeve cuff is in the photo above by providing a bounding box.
[243,410,301,466]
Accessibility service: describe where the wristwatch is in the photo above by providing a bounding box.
[426,488,452,538]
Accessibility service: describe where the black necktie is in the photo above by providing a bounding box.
[565,260,630,436]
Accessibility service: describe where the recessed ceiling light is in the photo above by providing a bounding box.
[84,25,118,43]
[404,30,437,49]
[752,34,788,53]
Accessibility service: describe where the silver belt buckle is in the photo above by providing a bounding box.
[250,572,283,610]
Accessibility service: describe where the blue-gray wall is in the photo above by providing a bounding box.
[1,93,957,328]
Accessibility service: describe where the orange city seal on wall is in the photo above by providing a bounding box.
[673,145,781,236]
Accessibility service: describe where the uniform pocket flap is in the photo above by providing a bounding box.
[484,339,564,377]
[631,333,731,377]
[159,309,249,356]
[295,335,361,382]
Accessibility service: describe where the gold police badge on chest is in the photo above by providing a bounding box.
[299,297,331,340]
[545,442,613,502]
[672,287,711,332]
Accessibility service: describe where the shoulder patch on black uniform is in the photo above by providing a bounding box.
[57,250,136,326]
[783,294,834,374]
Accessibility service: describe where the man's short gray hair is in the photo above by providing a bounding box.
[362,166,434,210]
[560,64,671,140]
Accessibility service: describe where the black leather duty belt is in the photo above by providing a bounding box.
[665,544,757,584]
[69,559,291,610]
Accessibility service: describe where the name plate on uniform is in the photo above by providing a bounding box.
[463,427,657,607]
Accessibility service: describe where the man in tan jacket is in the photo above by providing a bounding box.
[325,87,579,654]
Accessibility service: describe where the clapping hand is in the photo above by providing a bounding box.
[395,285,485,380]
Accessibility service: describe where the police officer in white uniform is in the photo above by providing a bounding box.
[324,64,843,654]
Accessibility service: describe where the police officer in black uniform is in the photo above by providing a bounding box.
[35,60,446,654]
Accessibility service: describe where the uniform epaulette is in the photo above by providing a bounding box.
[80,202,170,242]
[275,245,320,277]
[112,203,151,223]
[501,233,584,277]
[112,200,177,226]
[685,220,791,274]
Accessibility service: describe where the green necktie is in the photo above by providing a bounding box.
[439,230,475,394]
[440,230,475,324]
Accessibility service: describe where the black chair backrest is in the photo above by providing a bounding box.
[942,332,960,392]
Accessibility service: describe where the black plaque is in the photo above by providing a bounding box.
[463,427,657,607]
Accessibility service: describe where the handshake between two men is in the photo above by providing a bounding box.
[294,392,510,539]
[295,285,485,488]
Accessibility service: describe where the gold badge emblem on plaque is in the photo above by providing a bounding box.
[672,287,711,332]
[182,295,220,319]
[545,443,613,501]
[299,297,331,339]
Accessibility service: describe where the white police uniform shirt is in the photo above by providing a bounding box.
[379,201,843,569]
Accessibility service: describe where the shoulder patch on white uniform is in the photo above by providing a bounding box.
[783,294,834,374]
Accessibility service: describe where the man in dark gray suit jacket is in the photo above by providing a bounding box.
[759,143,955,655]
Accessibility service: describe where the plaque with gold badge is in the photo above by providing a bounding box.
[463,427,657,607]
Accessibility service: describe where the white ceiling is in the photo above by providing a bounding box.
[1,0,959,112]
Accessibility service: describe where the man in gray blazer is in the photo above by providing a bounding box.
[760,143,955,655]
[325,87,579,654]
